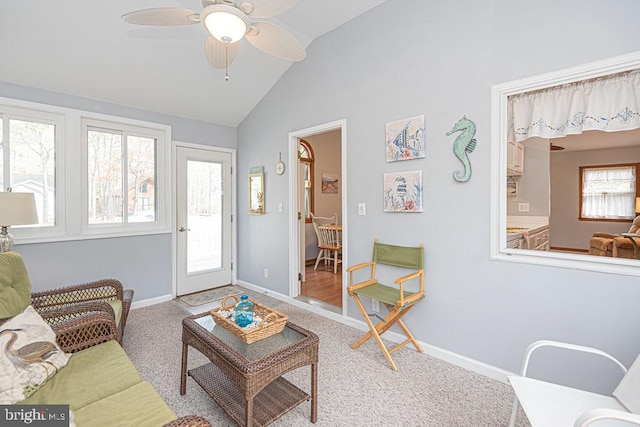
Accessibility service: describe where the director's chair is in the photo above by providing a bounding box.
[346,239,426,370]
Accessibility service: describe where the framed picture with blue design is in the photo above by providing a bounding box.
[385,115,426,162]
[383,170,423,212]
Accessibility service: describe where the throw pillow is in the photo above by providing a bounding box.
[0,305,70,404]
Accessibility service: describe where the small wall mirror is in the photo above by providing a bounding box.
[248,172,264,214]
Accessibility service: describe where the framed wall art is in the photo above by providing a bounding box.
[321,173,339,193]
[383,170,423,212]
[385,115,426,162]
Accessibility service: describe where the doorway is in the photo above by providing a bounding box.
[288,120,347,314]
[175,144,234,296]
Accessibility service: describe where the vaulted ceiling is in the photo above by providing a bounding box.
[0,0,388,126]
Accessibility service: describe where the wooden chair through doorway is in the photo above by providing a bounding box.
[311,213,342,273]
[346,239,426,370]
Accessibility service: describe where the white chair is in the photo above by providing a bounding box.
[509,340,640,427]
[310,213,341,273]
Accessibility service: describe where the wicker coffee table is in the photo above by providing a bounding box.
[181,312,319,427]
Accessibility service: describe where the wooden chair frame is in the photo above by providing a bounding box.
[346,239,425,370]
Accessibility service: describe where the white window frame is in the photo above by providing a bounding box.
[490,50,640,276]
[0,104,66,239]
[0,96,172,244]
[81,117,170,237]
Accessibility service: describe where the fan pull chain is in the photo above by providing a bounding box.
[225,43,230,82]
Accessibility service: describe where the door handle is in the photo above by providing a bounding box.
[178,227,190,232]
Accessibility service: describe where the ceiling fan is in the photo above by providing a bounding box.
[122,0,306,80]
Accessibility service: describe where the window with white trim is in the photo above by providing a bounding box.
[0,96,171,243]
[0,106,65,236]
[82,118,167,234]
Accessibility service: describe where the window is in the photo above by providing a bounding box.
[1,98,170,243]
[83,118,165,232]
[299,139,314,223]
[580,164,638,221]
[491,51,640,276]
[0,106,64,236]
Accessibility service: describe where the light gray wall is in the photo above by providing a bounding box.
[1,81,236,300]
[550,145,640,249]
[507,138,550,217]
[237,0,640,392]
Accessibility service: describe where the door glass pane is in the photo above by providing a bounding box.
[127,135,156,223]
[187,160,222,273]
[88,129,123,224]
[9,119,56,226]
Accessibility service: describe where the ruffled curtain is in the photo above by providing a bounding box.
[509,71,640,142]
[582,166,636,219]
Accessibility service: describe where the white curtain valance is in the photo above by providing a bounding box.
[509,71,640,142]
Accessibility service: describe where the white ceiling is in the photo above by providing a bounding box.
[0,0,388,127]
[550,128,640,152]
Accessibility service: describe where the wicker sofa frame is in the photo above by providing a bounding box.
[31,278,133,344]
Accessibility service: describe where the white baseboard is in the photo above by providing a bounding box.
[131,294,173,310]
[237,280,514,383]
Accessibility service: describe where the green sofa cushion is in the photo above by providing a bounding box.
[22,340,142,410]
[74,381,176,427]
[0,251,32,319]
[107,299,122,326]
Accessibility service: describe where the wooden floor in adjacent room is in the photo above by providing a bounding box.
[301,263,342,307]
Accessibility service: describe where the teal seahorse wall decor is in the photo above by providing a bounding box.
[446,115,477,182]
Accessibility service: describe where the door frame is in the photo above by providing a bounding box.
[288,119,348,315]
[171,140,237,299]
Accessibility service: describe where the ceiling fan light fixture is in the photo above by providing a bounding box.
[201,5,249,43]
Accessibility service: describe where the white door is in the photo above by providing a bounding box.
[176,147,232,295]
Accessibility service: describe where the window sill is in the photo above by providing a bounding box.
[493,248,640,277]
[14,228,172,246]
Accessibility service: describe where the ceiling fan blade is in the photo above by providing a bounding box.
[238,0,299,18]
[204,36,239,69]
[122,8,199,26]
[245,22,306,62]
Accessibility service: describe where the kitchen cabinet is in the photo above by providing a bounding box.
[524,226,549,251]
[506,216,549,251]
[507,141,524,176]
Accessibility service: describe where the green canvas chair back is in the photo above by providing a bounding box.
[372,241,424,270]
[0,251,32,319]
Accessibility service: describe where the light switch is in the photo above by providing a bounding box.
[358,203,366,215]
[278,202,283,212]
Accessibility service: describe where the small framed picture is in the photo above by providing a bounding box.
[383,170,423,212]
[385,115,426,162]
[321,173,339,193]
[507,181,518,196]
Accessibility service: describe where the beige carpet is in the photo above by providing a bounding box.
[123,293,531,426]
[178,285,241,307]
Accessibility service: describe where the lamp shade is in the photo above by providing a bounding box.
[0,192,38,226]
[636,197,640,214]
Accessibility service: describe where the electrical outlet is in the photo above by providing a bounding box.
[358,202,366,216]
[372,299,379,312]
[263,268,268,279]
[518,202,530,213]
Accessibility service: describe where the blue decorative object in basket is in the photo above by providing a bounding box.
[235,294,254,327]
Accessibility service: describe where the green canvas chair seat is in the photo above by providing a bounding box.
[347,239,426,371]
[0,251,132,343]
[351,283,415,307]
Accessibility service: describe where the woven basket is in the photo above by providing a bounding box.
[210,294,288,344]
